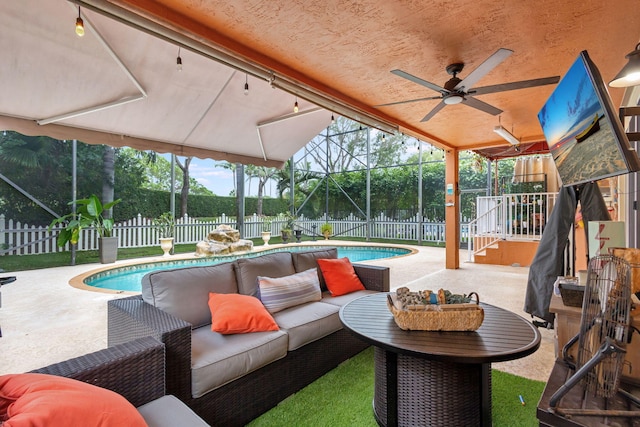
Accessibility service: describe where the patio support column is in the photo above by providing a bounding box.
[289,156,295,215]
[71,139,77,266]
[236,163,245,237]
[418,142,423,245]
[366,128,371,241]
[170,154,176,219]
[324,133,329,222]
[445,148,460,269]
[486,159,492,197]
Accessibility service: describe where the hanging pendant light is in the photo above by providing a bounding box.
[293,97,299,113]
[75,7,85,37]
[244,74,249,95]
[610,43,640,88]
[176,47,183,71]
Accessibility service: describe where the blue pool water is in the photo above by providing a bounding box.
[85,245,411,292]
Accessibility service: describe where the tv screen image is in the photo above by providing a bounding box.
[537,50,639,187]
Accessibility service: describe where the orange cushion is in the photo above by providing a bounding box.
[0,373,147,427]
[316,257,366,296]
[208,293,279,334]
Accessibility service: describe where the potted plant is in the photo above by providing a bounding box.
[281,212,295,244]
[153,212,175,256]
[48,194,122,263]
[261,218,272,246]
[281,227,291,244]
[320,223,332,240]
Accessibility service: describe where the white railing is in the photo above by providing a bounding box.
[467,192,558,261]
[467,199,506,261]
[0,213,453,256]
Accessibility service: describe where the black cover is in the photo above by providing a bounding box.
[524,182,609,322]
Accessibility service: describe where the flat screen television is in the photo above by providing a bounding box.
[537,50,639,187]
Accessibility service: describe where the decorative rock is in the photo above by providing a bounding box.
[195,225,253,257]
[207,225,240,243]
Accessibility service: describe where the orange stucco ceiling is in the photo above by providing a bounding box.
[109,0,640,153]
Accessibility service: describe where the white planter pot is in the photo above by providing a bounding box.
[159,237,174,257]
[261,231,271,246]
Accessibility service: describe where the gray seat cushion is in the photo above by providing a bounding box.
[321,289,377,307]
[137,395,210,427]
[141,262,238,329]
[291,247,338,290]
[272,302,341,350]
[191,326,288,398]
[235,252,295,297]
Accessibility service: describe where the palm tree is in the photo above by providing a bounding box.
[274,159,320,207]
[175,156,193,217]
[245,165,277,215]
[102,146,116,219]
[215,161,236,196]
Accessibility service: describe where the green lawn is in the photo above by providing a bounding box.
[0,237,443,272]
[248,347,544,427]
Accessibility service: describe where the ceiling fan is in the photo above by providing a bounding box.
[380,48,560,122]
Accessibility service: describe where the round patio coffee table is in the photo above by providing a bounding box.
[339,292,541,427]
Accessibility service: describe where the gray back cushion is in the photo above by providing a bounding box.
[291,247,338,291]
[142,262,238,328]
[235,252,295,296]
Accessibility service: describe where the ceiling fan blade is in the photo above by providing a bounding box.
[470,76,561,95]
[461,96,503,116]
[420,100,447,122]
[391,69,447,94]
[375,95,442,107]
[455,48,513,91]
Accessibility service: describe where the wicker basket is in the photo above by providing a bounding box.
[386,292,484,331]
[558,281,585,307]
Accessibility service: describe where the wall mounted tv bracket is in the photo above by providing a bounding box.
[620,106,640,142]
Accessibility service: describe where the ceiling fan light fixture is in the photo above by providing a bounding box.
[443,94,463,105]
[494,125,520,145]
[609,43,640,88]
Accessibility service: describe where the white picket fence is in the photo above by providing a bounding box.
[0,213,455,256]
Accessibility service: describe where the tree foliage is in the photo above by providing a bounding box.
[0,130,518,228]
[304,117,407,172]
[122,148,212,196]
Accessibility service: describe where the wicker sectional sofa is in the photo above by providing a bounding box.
[27,337,208,426]
[107,247,390,426]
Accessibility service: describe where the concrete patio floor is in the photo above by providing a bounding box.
[0,243,555,382]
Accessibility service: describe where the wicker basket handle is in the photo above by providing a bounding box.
[468,292,480,305]
[387,293,395,308]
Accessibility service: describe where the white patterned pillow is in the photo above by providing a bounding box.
[258,268,321,313]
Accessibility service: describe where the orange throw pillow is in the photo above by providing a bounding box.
[0,373,147,427]
[208,293,279,334]
[317,257,366,296]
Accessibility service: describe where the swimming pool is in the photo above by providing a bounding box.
[83,245,412,293]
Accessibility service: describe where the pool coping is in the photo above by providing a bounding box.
[69,241,417,294]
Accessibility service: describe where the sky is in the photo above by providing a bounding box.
[171,129,426,197]
[188,158,235,196]
[163,155,281,197]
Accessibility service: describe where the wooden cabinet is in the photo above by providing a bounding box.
[550,295,640,384]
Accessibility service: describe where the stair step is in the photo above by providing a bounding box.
[473,239,539,267]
